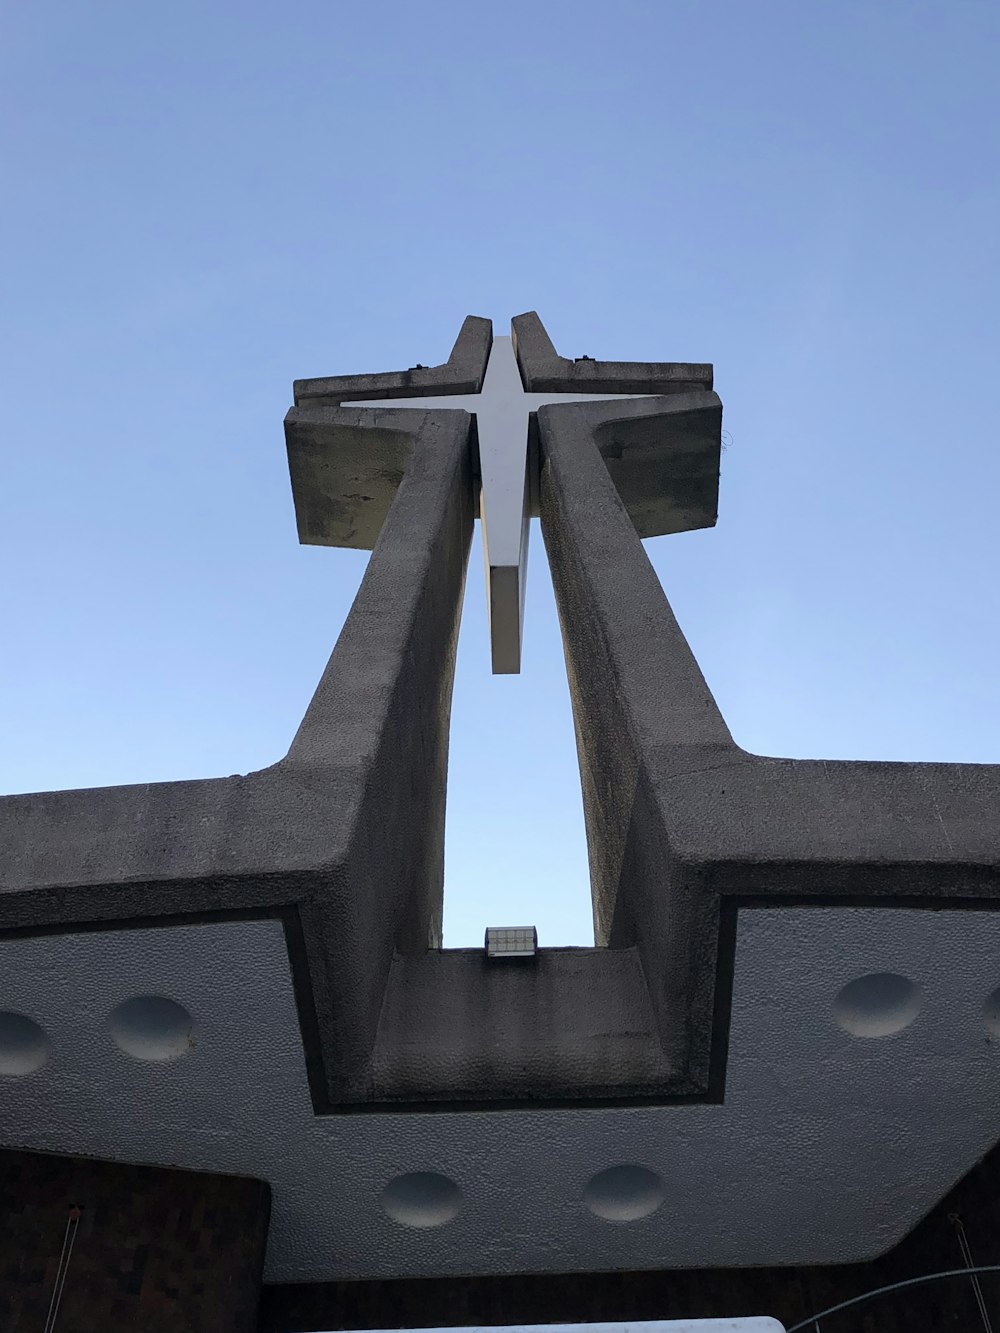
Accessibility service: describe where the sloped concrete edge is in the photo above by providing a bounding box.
[294,315,492,407]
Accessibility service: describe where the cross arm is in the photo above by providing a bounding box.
[0,406,474,1108]
[285,406,469,550]
[680,755,1000,896]
[539,394,723,538]
[293,315,492,407]
[512,310,713,395]
[539,390,1000,1096]
[0,769,339,926]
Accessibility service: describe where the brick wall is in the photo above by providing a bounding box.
[1,1148,269,1333]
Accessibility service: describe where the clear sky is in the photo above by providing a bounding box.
[1,0,998,948]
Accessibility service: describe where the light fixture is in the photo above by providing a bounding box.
[484,926,538,959]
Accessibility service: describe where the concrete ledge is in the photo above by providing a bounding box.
[294,315,492,407]
[285,407,429,550]
[540,395,722,540]
[512,310,712,395]
[366,946,678,1106]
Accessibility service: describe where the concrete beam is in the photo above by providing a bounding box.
[293,315,492,408]
[511,310,712,396]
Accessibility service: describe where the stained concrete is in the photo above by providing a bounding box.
[287,316,490,550]
[537,391,1000,1095]
[0,402,475,1108]
[286,410,420,550]
[294,314,492,407]
[511,310,713,395]
[288,324,719,673]
[6,908,1000,1284]
[369,946,669,1102]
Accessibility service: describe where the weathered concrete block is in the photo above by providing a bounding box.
[540,393,722,539]
[512,309,713,395]
[294,314,491,407]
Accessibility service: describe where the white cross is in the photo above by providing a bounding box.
[345,335,646,675]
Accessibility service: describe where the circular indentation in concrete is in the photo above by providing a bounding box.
[982,986,1000,1035]
[583,1164,664,1222]
[381,1172,462,1228]
[109,996,195,1062]
[833,973,920,1037]
[0,1012,49,1076]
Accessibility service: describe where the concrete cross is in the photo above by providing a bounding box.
[287,312,718,673]
[7,310,1000,1310]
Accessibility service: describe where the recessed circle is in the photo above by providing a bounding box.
[583,1164,664,1222]
[109,996,195,1062]
[833,972,920,1037]
[0,1011,49,1076]
[381,1172,462,1228]
[982,986,1000,1035]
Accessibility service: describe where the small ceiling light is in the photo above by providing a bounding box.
[484,926,538,959]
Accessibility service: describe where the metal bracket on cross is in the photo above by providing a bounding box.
[287,312,721,674]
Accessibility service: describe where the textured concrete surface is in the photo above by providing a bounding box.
[261,1128,1000,1331]
[540,393,723,540]
[0,401,474,1108]
[292,324,719,673]
[369,947,668,1101]
[2,313,1000,1287]
[511,310,713,395]
[286,408,426,550]
[0,312,736,1108]
[293,314,492,408]
[3,910,1000,1285]
[287,316,489,551]
[3,314,1000,1112]
[538,394,1000,1093]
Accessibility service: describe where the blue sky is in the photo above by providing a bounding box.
[1,0,998,947]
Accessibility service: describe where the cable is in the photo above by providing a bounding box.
[43,1205,81,1333]
[786,1264,1000,1332]
[950,1214,994,1333]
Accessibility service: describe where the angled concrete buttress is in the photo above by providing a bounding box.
[0,384,476,1107]
[524,315,1000,1093]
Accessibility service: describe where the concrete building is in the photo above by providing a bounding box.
[2,315,999,1332]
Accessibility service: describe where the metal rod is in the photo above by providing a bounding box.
[787,1265,1000,1332]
